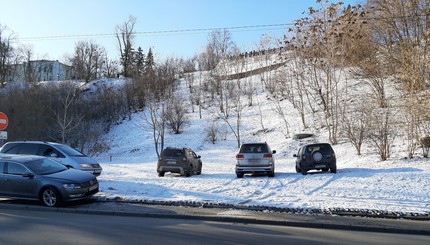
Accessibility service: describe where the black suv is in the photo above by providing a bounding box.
[293,143,336,175]
[157,147,202,177]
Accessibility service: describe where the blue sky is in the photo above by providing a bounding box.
[0,0,356,62]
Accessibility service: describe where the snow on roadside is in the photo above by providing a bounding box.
[95,64,430,215]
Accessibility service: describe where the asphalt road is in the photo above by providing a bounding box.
[1,208,430,245]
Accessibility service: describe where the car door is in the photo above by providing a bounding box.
[185,150,196,172]
[190,151,200,170]
[295,147,303,165]
[5,162,38,198]
[0,161,7,195]
[18,143,39,155]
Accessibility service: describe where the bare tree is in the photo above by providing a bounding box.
[363,0,430,158]
[145,101,165,158]
[341,101,372,155]
[288,1,367,144]
[20,45,39,86]
[206,29,236,70]
[164,95,188,134]
[0,24,15,88]
[366,0,430,93]
[70,40,106,82]
[273,100,290,138]
[368,108,397,161]
[49,81,84,143]
[101,54,119,78]
[115,15,136,77]
[221,78,244,149]
[277,43,312,130]
[204,29,237,115]
[256,34,277,94]
[205,121,218,144]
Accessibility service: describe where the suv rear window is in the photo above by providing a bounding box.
[240,144,268,153]
[162,149,184,157]
[306,144,333,154]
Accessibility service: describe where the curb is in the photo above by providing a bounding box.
[98,198,430,221]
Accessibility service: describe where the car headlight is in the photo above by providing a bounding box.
[63,183,82,189]
[79,163,92,168]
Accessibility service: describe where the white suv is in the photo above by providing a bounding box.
[235,142,276,178]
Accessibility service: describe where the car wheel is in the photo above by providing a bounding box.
[322,168,329,172]
[301,168,307,175]
[40,187,61,207]
[268,171,275,177]
[330,165,337,174]
[295,165,301,173]
[158,171,165,177]
[197,163,202,175]
[185,165,192,177]
[236,173,244,178]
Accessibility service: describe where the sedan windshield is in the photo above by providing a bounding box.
[26,158,68,175]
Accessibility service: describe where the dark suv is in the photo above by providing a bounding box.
[157,147,202,177]
[293,143,336,175]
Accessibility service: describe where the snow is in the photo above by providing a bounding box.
[94,56,430,215]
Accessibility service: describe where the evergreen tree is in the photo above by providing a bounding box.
[144,47,155,76]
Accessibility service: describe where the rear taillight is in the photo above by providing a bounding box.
[236,154,244,159]
[263,154,272,159]
[332,153,336,159]
[302,155,306,160]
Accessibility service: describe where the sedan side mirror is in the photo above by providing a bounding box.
[23,173,35,178]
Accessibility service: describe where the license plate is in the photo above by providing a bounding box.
[315,164,326,168]
[89,184,98,191]
[167,161,176,164]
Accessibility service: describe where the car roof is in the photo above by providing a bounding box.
[241,142,269,145]
[3,141,61,145]
[303,143,332,147]
[164,147,191,151]
[301,143,333,149]
[0,153,46,163]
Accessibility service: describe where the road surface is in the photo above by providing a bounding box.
[1,208,429,245]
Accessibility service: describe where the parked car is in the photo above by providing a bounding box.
[0,154,99,207]
[294,143,337,175]
[235,142,276,178]
[0,141,102,176]
[157,147,202,177]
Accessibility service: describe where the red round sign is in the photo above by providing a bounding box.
[0,112,8,130]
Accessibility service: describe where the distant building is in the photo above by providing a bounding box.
[6,60,75,83]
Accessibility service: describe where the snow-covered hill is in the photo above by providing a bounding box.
[94,55,430,215]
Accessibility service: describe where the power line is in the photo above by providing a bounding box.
[17,23,293,41]
[16,12,428,42]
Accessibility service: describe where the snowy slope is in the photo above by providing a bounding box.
[95,56,430,215]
